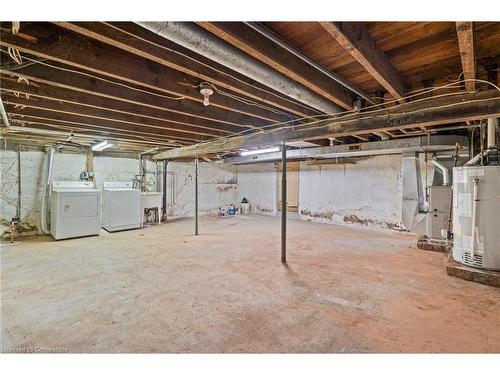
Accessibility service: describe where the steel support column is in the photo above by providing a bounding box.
[162,160,168,219]
[281,141,287,263]
[195,158,199,235]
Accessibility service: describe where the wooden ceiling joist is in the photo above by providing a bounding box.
[4,102,204,143]
[152,90,500,159]
[319,22,406,101]
[456,22,476,92]
[0,23,288,127]
[0,65,249,133]
[7,116,192,146]
[196,22,357,110]
[0,78,234,137]
[54,21,318,119]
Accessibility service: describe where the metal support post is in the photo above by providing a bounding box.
[195,158,199,235]
[281,141,287,263]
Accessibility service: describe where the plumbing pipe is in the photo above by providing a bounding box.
[244,22,375,105]
[0,97,10,128]
[471,178,479,258]
[136,22,342,114]
[16,145,21,218]
[40,146,55,234]
[487,117,498,148]
[430,159,450,186]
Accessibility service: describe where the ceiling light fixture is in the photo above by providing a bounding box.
[240,147,280,156]
[199,83,214,106]
[92,140,113,151]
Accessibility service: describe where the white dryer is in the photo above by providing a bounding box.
[51,181,101,240]
[101,181,141,232]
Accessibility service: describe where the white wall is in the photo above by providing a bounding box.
[166,161,238,218]
[1,149,435,233]
[0,151,241,229]
[298,155,404,230]
[0,150,157,229]
[235,163,277,215]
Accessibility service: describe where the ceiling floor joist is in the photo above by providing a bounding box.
[456,22,477,92]
[320,22,406,101]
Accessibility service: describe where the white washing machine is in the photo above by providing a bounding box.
[101,181,142,232]
[50,181,101,240]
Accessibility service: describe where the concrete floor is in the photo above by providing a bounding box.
[2,215,500,353]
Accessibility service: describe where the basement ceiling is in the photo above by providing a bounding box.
[1,21,499,152]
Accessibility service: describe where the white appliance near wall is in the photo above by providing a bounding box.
[426,185,452,239]
[102,181,141,232]
[50,181,101,240]
[452,165,500,270]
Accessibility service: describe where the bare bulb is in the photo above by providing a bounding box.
[200,84,214,107]
[203,94,210,106]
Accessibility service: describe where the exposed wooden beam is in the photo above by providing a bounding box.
[1,65,246,133]
[0,78,232,137]
[319,22,406,101]
[7,116,190,146]
[3,97,207,142]
[55,22,317,119]
[456,22,476,92]
[0,23,287,127]
[152,90,500,159]
[196,22,357,110]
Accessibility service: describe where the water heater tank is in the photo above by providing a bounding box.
[452,166,500,270]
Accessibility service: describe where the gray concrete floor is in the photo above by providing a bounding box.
[2,215,500,353]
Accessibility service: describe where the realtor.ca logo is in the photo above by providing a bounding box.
[2,346,69,353]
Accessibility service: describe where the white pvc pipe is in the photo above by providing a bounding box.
[0,97,10,128]
[136,22,343,114]
[430,159,450,186]
[487,117,498,148]
[471,178,479,258]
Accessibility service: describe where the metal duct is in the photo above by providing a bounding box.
[401,152,427,234]
[465,117,498,166]
[136,22,343,114]
[219,135,469,165]
[430,159,450,186]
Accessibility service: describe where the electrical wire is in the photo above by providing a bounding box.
[182,79,500,150]
[0,48,186,101]
[190,81,296,120]
[1,48,295,125]
[2,45,499,150]
[102,22,322,116]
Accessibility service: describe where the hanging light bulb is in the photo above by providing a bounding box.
[199,83,214,107]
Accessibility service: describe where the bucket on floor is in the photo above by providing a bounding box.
[241,203,250,214]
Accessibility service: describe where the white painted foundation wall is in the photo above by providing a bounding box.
[1,149,433,233]
[299,155,404,229]
[0,150,157,229]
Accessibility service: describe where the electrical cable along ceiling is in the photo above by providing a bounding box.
[0,21,499,155]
